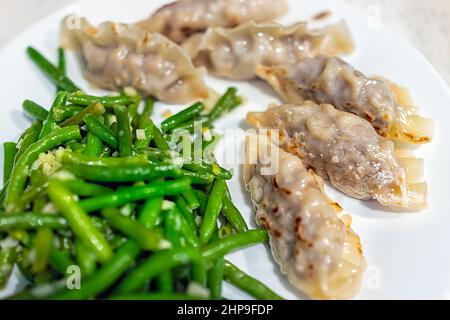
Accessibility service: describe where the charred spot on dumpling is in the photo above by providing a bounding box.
[330,202,343,212]
[142,33,150,46]
[273,229,282,238]
[181,26,201,39]
[364,111,375,122]
[272,176,279,189]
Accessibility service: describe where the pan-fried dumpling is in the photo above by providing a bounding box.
[61,17,211,104]
[256,56,433,144]
[244,135,366,299]
[137,0,288,44]
[187,21,353,80]
[247,102,427,210]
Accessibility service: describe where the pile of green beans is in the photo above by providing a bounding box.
[0,46,282,300]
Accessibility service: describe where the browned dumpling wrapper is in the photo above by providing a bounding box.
[256,55,434,144]
[247,102,427,210]
[137,0,288,44]
[244,135,366,299]
[186,21,354,80]
[61,17,211,104]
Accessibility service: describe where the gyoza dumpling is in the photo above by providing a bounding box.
[244,135,366,299]
[137,0,288,44]
[247,102,427,210]
[187,21,353,80]
[256,56,434,144]
[61,17,211,104]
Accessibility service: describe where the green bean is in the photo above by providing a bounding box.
[199,179,226,244]
[191,263,208,287]
[51,240,140,300]
[0,186,7,209]
[193,189,208,215]
[161,102,204,133]
[84,132,103,157]
[49,248,73,275]
[67,92,136,107]
[26,47,79,92]
[152,123,170,151]
[22,100,49,121]
[62,151,148,167]
[115,247,207,294]
[79,178,190,212]
[157,271,173,294]
[223,260,283,300]
[139,147,172,163]
[101,208,170,251]
[47,180,112,263]
[0,247,16,289]
[58,178,113,197]
[134,119,154,149]
[208,87,241,122]
[38,91,67,139]
[165,207,203,281]
[52,104,84,122]
[14,121,42,162]
[183,162,232,180]
[127,95,141,127]
[3,142,17,185]
[176,207,200,249]
[64,163,181,183]
[202,229,268,261]
[181,189,200,210]
[109,122,119,135]
[138,197,163,229]
[0,213,67,231]
[57,47,65,74]
[113,105,133,157]
[109,293,203,300]
[164,207,183,248]
[60,102,105,127]
[84,114,118,149]
[176,196,197,232]
[221,193,248,233]
[174,117,209,134]
[4,125,81,211]
[207,257,225,300]
[140,97,155,120]
[181,170,214,185]
[218,224,234,239]
[75,240,97,278]
[32,228,53,273]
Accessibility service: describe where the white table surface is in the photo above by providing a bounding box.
[0,0,449,85]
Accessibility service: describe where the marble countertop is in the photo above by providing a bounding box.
[0,0,449,85]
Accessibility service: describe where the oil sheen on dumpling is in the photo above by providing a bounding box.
[256,55,433,144]
[61,17,211,104]
[137,0,288,44]
[247,102,427,210]
[187,21,354,80]
[244,135,366,299]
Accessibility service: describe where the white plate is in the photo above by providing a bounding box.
[1,0,450,300]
